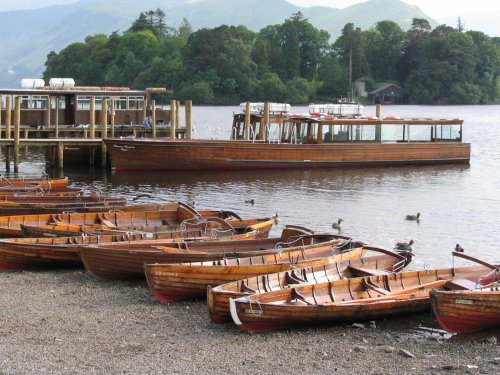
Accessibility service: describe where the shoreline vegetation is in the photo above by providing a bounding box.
[43,10,500,106]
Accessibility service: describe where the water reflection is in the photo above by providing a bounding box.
[2,105,500,270]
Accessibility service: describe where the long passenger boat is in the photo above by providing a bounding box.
[105,111,470,171]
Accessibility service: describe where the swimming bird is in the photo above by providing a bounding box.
[272,212,279,224]
[455,244,464,253]
[395,239,414,251]
[332,218,344,230]
[245,199,255,205]
[405,212,421,221]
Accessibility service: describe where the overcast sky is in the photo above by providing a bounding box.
[288,0,500,19]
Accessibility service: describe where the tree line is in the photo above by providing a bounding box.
[43,9,500,105]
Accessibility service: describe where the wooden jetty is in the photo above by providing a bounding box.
[0,85,192,170]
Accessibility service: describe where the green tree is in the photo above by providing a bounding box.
[365,21,405,81]
[333,23,369,90]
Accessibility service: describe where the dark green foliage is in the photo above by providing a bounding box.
[43,10,500,104]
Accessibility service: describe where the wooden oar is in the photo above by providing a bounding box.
[453,251,499,271]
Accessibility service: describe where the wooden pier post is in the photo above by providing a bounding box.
[0,97,2,139]
[5,147,10,172]
[101,99,108,138]
[101,99,108,167]
[170,100,177,139]
[375,104,382,141]
[55,97,59,138]
[244,102,250,140]
[185,100,192,139]
[14,96,21,172]
[90,96,95,139]
[261,102,269,140]
[176,101,180,138]
[5,96,11,140]
[45,96,51,128]
[57,142,64,169]
[110,98,115,138]
[151,100,156,139]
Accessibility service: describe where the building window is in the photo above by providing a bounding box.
[114,96,127,110]
[76,96,91,110]
[20,95,30,109]
[52,96,67,110]
[31,95,48,110]
[128,96,144,110]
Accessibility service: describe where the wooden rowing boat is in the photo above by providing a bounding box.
[430,287,500,334]
[19,212,273,238]
[0,188,83,198]
[0,176,69,190]
[82,227,341,281]
[144,236,362,302]
[0,217,273,271]
[0,195,128,216]
[229,252,500,333]
[207,246,413,323]
[0,202,239,237]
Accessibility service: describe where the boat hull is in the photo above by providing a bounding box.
[80,219,274,280]
[105,139,470,171]
[430,290,500,333]
[207,248,412,323]
[230,265,499,333]
[145,247,365,303]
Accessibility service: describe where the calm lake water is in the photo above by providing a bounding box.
[4,104,500,270]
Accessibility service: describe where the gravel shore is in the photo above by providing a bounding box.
[1,270,499,375]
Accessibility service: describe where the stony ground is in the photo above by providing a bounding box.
[1,270,499,375]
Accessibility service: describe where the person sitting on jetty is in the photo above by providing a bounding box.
[142,115,152,128]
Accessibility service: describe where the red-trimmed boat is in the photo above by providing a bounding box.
[230,252,499,333]
[430,287,500,334]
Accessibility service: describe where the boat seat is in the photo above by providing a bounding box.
[363,278,391,295]
[347,265,391,277]
[97,214,116,228]
[444,278,478,291]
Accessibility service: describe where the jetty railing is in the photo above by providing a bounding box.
[0,99,193,172]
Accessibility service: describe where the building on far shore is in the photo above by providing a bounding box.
[368,83,403,104]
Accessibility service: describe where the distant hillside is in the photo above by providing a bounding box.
[0,0,437,88]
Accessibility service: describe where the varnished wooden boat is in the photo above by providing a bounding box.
[0,202,239,237]
[430,287,500,334]
[229,252,500,333]
[207,246,413,323]
[144,236,363,302]
[0,218,272,271]
[105,116,469,171]
[0,188,83,198]
[83,227,345,281]
[19,213,273,238]
[0,195,128,216]
[0,176,69,190]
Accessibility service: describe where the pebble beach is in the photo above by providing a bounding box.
[1,269,499,374]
